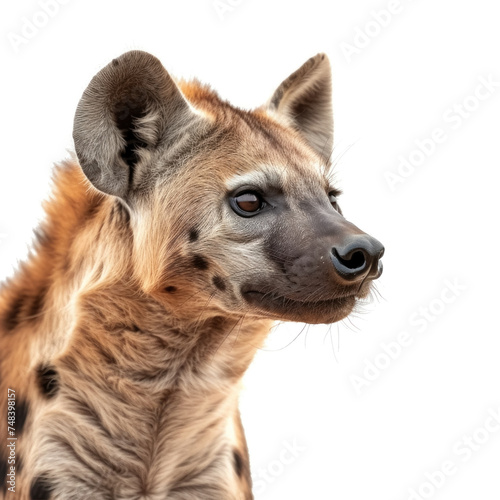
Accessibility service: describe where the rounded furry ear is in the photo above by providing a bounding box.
[267,54,333,162]
[73,50,196,199]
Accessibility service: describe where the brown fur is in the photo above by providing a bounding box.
[0,51,382,499]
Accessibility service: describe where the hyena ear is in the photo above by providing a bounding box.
[267,53,333,161]
[73,50,198,199]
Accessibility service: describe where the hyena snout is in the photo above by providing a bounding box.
[331,234,384,282]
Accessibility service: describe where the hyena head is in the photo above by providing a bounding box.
[73,50,384,325]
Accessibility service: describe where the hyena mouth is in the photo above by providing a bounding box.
[241,289,358,324]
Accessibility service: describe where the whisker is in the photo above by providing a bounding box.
[231,313,247,350]
[259,321,308,352]
[325,323,339,363]
[211,315,244,360]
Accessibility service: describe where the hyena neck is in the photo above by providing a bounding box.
[52,279,268,495]
[66,286,271,395]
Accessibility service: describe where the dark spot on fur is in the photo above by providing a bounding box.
[165,286,177,293]
[112,58,119,67]
[233,449,244,478]
[28,287,47,320]
[30,476,53,500]
[37,365,59,399]
[16,399,29,434]
[0,456,7,492]
[188,228,199,242]
[131,324,141,332]
[192,254,209,270]
[3,294,25,332]
[212,276,226,291]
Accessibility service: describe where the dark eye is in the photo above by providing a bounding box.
[329,193,339,211]
[230,191,265,217]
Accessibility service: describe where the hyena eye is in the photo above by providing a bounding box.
[329,193,339,211]
[230,191,265,217]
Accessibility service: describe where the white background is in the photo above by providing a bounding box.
[1,1,500,499]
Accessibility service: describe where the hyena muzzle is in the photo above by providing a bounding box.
[0,51,383,499]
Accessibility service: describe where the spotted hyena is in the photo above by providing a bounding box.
[0,51,383,499]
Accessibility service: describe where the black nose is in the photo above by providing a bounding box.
[331,235,384,281]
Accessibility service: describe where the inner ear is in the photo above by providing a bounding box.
[114,90,150,175]
[267,53,333,162]
[289,75,331,144]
